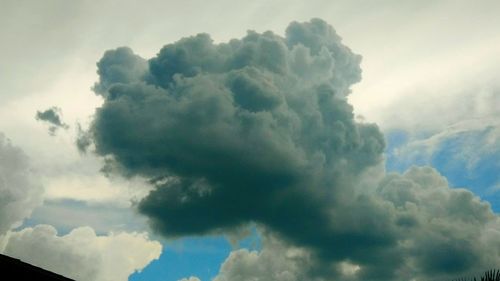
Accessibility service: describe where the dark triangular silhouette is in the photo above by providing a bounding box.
[0,253,74,280]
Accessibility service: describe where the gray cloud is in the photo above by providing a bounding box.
[36,107,69,135]
[83,19,500,280]
[76,123,93,153]
[373,167,500,280]
[87,17,386,257]
[212,167,500,281]
[0,133,43,234]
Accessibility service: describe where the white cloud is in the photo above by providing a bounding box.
[44,169,152,208]
[0,80,151,209]
[0,134,43,234]
[2,224,162,281]
[384,98,500,205]
[213,234,315,281]
[0,135,160,281]
[346,1,500,128]
[373,84,500,133]
[213,232,364,281]
[391,116,500,164]
[178,277,201,281]
[27,199,149,234]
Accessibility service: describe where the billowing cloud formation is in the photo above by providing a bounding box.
[374,167,500,280]
[84,19,500,279]
[87,16,385,261]
[2,224,162,281]
[35,106,69,135]
[212,167,500,281]
[0,133,43,234]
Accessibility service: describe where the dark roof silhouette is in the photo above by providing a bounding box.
[0,253,74,280]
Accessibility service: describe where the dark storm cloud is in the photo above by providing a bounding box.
[35,107,69,135]
[84,19,500,280]
[213,167,500,281]
[93,47,148,96]
[373,167,499,280]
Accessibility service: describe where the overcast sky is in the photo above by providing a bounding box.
[0,1,499,281]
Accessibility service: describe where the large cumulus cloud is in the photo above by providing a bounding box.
[211,168,500,281]
[374,167,500,280]
[84,19,500,280]
[88,17,384,248]
[2,224,162,281]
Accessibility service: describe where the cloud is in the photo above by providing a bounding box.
[373,167,500,280]
[86,17,385,258]
[213,167,500,281]
[0,133,162,280]
[386,118,500,178]
[178,277,201,281]
[213,232,316,281]
[0,133,43,234]
[2,224,162,281]
[26,199,150,235]
[384,93,500,211]
[36,106,69,135]
[378,84,500,133]
[83,18,500,279]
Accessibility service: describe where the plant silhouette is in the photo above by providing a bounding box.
[453,270,500,281]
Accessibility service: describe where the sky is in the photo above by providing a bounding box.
[0,1,499,281]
